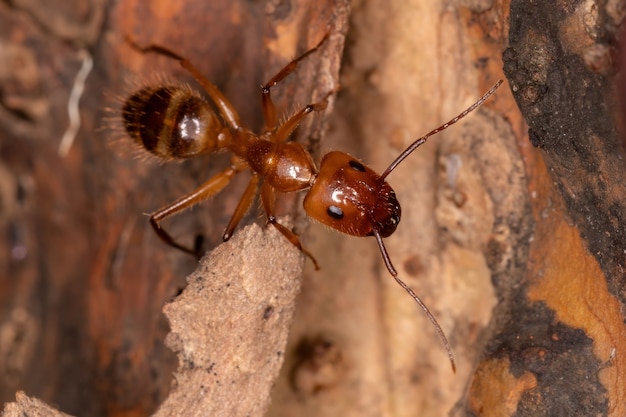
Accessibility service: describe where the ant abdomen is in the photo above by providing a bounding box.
[122,85,226,159]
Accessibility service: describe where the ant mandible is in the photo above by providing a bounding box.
[121,34,503,372]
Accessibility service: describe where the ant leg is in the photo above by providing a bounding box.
[150,158,247,256]
[125,37,243,131]
[222,173,261,241]
[274,93,331,143]
[261,34,328,132]
[260,181,320,269]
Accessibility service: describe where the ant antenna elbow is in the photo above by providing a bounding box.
[372,229,457,372]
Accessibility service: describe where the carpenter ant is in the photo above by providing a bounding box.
[121,35,503,371]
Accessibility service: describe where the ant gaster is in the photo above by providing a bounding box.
[121,35,503,372]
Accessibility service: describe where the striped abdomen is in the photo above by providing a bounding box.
[122,85,225,159]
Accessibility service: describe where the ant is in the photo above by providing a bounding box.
[121,35,503,372]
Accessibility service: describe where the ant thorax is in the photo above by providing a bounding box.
[244,139,316,193]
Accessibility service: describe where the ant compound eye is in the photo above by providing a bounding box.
[327,205,344,220]
[349,160,366,172]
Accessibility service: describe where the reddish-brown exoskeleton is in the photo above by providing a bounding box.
[121,35,502,371]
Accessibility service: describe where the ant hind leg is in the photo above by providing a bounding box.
[149,161,245,257]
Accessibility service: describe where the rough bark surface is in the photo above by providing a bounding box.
[1,1,624,417]
[3,221,304,417]
[3,392,73,417]
[268,2,526,416]
[155,222,304,417]
[271,1,624,417]
[490,1,626,416]
[0,0,346,416]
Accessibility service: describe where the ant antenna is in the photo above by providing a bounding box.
[372,228,456,372]
[371,81,503,371]
[381,80,503,180]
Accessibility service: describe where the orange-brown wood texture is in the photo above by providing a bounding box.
[1,0,625,417]
[0,0,345,416]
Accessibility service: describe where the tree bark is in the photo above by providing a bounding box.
[0,0,346,416]
[1,1,624,417]
[269,1,625,417]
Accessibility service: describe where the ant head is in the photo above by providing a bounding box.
[303,151,401,238]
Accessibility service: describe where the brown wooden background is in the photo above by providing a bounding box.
[1,1,625,416]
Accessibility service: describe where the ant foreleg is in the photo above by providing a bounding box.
[261,34,329,132]
[260,181,320,269]
[274,94,331,143]
[125,36,244,131]
[150,159,246,256]
[222,173,261,241]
